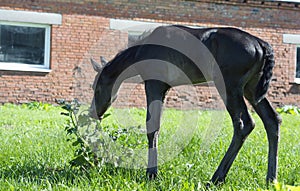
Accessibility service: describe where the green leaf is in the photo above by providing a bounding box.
[103,113,111,119]
[276,105,300,115]
[61,112,70,116]
[72,137,85,146]
[70,155,88,167]
[72,140,80,147]
[62,105,72,111]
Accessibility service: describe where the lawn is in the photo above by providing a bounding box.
[0,103,299,190]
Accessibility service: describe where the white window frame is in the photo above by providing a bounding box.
[0,21,51,72]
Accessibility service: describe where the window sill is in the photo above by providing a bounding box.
[0,9,62,25]
[0,64,51,73]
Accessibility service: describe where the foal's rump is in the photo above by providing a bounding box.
[202,27,275,103]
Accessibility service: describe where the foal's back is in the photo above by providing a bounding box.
[134,25,266,89]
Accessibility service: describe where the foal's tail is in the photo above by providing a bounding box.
[255,40,275,103]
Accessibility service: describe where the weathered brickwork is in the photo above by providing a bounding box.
[0,0,299,108]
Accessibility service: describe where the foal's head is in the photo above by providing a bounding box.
[89,57,111,120]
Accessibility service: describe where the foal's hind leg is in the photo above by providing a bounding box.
[250,98,281,183]
[210,87,255,184]
[145,80,170,179]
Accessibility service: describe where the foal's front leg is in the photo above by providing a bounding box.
[145,80,169,179]
[146,100,162,179]
[146,104,161,179]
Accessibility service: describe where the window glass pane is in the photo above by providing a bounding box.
[297,47,300,78]
[0,24,45,65]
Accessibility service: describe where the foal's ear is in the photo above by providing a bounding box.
[100,56,108,65]
[90,57,104,72]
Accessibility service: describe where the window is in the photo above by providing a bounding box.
[0,9,62,72]
[296,46,300,81]
[110,19,202,47]
[128,31,153,47]
[0,22,50,72]
[110,19,165,48]
[283,34,300,83]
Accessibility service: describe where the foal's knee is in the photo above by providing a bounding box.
[234,118,255,140]
[274,113,282,126]
[147,131,159,148]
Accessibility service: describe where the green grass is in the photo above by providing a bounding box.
[0,103,299,190]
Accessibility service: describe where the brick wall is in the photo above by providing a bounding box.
[0,0,299,108]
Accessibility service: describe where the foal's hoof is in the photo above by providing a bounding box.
[206,182,213,189]
[206,178,225,188]
[146,168,158,180]
[148,173,157,180]
[266,177,277,187]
